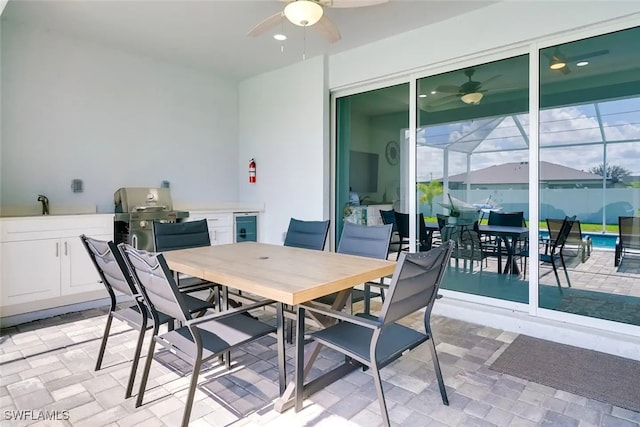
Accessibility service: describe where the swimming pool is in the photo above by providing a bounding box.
[539,232,617,249]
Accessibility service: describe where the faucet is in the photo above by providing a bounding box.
[37,195,50,215]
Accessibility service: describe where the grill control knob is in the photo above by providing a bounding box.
[140,220,147,228]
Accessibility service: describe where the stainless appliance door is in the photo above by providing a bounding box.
[129,218,155,251]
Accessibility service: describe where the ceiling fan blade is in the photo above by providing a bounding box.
[247,12,286,37]
[428,94,459,108]
[323,0,389,8]
[480,74,501,87]
[566,49,610,62]
[314,15,342,43]
[435,85,462,94]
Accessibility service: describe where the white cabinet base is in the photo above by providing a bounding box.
[1,215,113,318]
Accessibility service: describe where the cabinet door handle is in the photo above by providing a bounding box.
[64,241,68,256]
[56,242,59,257]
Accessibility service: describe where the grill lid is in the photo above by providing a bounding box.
[114,187,173,213]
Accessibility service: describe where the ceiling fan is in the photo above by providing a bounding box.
[430,68,502,106]
[546,48,610,74]
[248,0,389,44]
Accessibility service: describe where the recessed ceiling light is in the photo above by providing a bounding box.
[430,90,437,94]
[419,94,427,98]
[576,61,589,67]
[274,34,287,41]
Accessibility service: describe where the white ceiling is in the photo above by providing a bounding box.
[1,0,498,81]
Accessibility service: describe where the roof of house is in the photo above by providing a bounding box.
[446,161,604,184]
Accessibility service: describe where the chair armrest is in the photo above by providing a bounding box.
[301,303,381,330]
[186,299,275,326]
[364,278,389,290]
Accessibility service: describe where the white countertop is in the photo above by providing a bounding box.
[175,202,264,213]
[1,201,264,218]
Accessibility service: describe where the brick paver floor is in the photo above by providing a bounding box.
[1,300,639,426]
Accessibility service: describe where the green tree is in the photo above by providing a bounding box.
[417,180,443,215]
[589,163,631,183]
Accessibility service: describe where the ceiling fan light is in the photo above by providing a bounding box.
[461,92,483,105]
[284,1,324,27]
[549,56,567,70]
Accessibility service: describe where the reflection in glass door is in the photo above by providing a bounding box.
[538,26,640,327]
[335,84,409,248]
[416,55,530,303]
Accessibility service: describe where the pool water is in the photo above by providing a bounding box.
[539,232,617,249]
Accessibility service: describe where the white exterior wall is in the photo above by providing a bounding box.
[329,2,640,89]
[238,56,329,244]
[1,21,239,212]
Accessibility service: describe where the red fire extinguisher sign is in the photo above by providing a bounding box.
[249,159,256,183]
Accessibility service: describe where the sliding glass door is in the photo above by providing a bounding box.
[538,26,640,326]
[416,55,530,303]
[335,83,409,243]
[333,24,639,329]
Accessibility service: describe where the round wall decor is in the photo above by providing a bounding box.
[385,140,399,165]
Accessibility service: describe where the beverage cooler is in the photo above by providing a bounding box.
[234,212,258,242]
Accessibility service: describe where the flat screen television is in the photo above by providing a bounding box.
[349,151,378,193]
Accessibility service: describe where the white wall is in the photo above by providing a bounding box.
[329,2,640,89]
[0,21,239,213]
[238,56,329,244]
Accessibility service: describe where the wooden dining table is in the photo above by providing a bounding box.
[163,241,396,412]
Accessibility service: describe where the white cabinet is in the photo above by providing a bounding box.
[1,239,60,303]
[0,215,113,310]
[188,212,233,245]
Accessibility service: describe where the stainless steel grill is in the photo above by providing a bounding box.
[113,187,189,251]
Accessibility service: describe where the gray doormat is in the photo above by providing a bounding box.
[490,335,640,412]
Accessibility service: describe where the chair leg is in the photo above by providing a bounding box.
[428,337,449,406]
[125,322,147,398]
[286,306,294,344]
[135,333,157,408]
[181,361,202,427]
[95,313,114,371]
[550,258,563,293]
[370,360,391,427]
[559,253,571,287]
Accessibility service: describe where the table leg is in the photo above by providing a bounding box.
[274,289,358,413]
[497,238,503,274]
[502,238,520,275]
[276,303,286,396]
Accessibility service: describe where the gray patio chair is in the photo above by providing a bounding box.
[79,235,213,399]
[540,215,576,292]
[295,241,454,427]
[615,216,640,267]
[283,217,330,250]
[153,219,221,306]
[118,243,277,427]
[283,218,330,342]
[314,222,393,314]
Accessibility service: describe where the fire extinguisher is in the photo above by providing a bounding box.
[249,158,256,183]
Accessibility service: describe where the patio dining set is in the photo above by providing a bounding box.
[79,218,456,427]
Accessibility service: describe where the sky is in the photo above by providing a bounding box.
[414,96,640,182]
